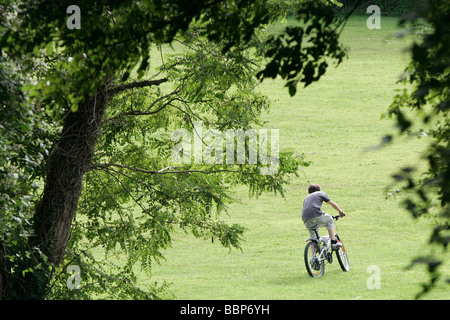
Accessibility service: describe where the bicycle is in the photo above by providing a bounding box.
[304,214,349,277]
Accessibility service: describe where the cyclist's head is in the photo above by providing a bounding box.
[308,183,321,194]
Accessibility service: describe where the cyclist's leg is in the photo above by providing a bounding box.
[308,214,335,240]
[327,227,336,241]
[304,219,320,240]
[322,213,343,250]
[322,213,336,241]
[304,219,320,256]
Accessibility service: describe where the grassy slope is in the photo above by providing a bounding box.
[146,16,449,300]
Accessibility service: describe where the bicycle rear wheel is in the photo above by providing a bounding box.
[335,234,349,272]
[304,241,325,277]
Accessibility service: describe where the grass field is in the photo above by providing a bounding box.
[146,16,449,300]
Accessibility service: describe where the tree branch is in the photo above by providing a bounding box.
[108,78,168,96]
[92,163,241,175]
[99,165,153,216]
[106,87,183,122]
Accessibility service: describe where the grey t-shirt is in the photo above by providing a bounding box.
[302,191,331,222]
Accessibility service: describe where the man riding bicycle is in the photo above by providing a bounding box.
[302,183,345,251]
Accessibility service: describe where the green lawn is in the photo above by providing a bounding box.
[146,16,449,300]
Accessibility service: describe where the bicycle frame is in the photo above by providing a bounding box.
[306,230,332,264]
[304,214,349,277]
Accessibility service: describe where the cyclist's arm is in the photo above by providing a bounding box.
[327,200,345,217]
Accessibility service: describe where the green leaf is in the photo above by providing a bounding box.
[45,42,54,55]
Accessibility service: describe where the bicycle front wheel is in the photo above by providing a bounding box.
[335,234,349,272]
[304,241,325,277]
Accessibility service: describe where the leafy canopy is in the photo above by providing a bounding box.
[1,0,348,299]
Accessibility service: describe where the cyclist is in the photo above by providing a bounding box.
[302,183,345,251]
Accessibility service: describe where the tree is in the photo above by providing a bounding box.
[385,0,449,298]
[1,0,349,299]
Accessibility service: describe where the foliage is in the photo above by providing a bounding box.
[0,16,54,298]
[257,0,351,96]
[384,0,449,298]
[1,0,344,299]
[336,0,417,16]
[57,26,307,299]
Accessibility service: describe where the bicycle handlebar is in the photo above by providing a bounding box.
[332,213,346,220]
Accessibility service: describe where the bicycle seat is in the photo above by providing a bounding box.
[307,224,318,230]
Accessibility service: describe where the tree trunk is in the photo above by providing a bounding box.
[27,84,109,298]
[0,77,168,299]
